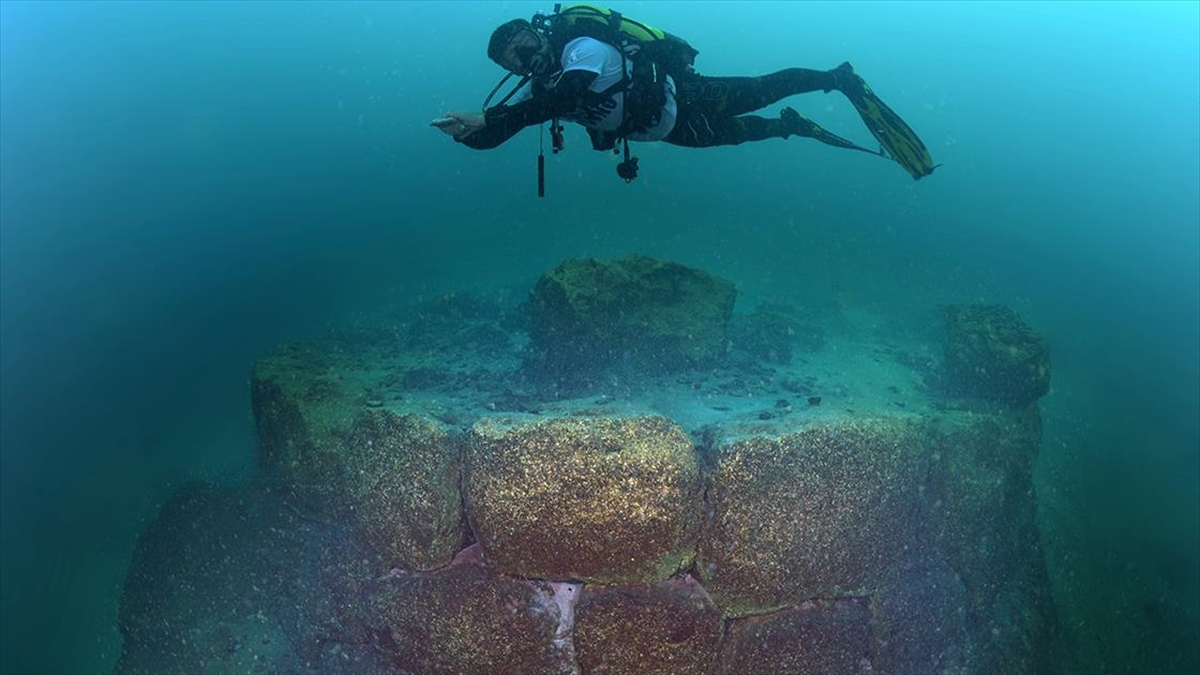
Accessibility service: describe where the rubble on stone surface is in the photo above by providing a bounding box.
[118,256,1057,674]
[526,254,737,386]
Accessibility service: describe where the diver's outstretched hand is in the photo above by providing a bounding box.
[430,112,485,139]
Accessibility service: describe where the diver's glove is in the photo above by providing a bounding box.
[431,112,486,140]
[825,61,857,93]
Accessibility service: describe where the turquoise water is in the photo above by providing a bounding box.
[1,1,1196,673]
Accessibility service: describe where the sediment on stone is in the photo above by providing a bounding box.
[463,415,703,584]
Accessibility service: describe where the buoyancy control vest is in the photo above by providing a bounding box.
[533,4,698,143]
[534,3,698,78]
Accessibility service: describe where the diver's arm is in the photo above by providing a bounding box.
[455,70,599,150]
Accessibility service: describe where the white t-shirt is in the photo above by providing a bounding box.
[510,37,677,142]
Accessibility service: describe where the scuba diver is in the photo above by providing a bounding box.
[431,5,937,187]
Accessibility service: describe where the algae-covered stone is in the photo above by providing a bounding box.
[942,304,1050,406]
[252,345,463,570]
[250,346,363,504]
[526,254,737,378]
[870,554,973,674]
[116,484,388,675]
[347,409,463,570]
[364,557,569,675]
[925,408,1042,611]
[573,575,722,675]
[697,418,925,616]
[727,305,823,365]
[923,408,1056,672]
[714,598,873,675]
[464,415,702,583]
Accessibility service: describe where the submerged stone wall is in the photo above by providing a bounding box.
[119,405,1053,675]
[117,257,1056,674]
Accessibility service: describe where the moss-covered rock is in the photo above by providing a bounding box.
[464,415,702,584]
[347,410,463,570]
[714,598,874,675]
[526,254,737,381]
[727,305,824,365]
[697,418,926,616]
[925,408,1042,610]
[251,348,463,570]
[923,408,1056,673]
[869,554,973,674]
[573,575,723,675]
[116,483,388,675]
[251,347,361,506]
[942,304,1050,406]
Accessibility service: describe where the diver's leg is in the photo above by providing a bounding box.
[676,70,838,118]
[664,109,784,148]
[665,104,884,151]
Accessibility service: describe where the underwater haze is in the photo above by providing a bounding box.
[1,1,1197,673]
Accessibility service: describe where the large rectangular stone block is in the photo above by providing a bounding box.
[698,417,926,616]
[464,415,703,584]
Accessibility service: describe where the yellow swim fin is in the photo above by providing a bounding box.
[834,62,939,180]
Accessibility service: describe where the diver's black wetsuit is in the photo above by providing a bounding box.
[666,68,837,147]
[461,67,839,151]
[459,71,597,150]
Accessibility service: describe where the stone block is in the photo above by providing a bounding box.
[698,418,925,616]
[714,598,873,675]
[250,347,362,504]
[364,553,571,675]
[526,254,737,379]
[870,554,973,674]
[464,415,702,584]
[252,348,463,570]
[116,484,387,675]
[573,575,722,675]
[942,304,1050,406]
[347,410,464,570]
[924,409,1043,611]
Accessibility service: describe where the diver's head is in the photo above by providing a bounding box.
[487,19,552,76]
